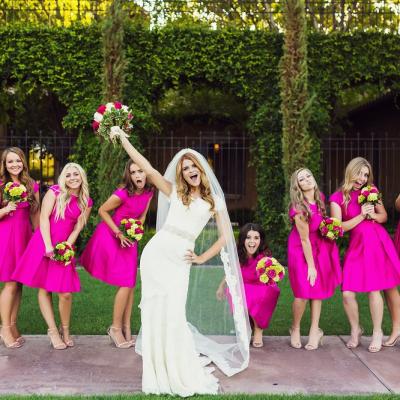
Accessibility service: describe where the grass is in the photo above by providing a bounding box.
[2,264,393,336]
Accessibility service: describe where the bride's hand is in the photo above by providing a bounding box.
[184,250,203,265]
[110,126,130,143]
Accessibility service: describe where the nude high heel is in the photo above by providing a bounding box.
[107,326,131,349]
[0,326,22,349]
[47,328,67,350]
[59,325,74,347]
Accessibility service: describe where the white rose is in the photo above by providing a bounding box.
[122,105,129,112]
[93,112,103,122]
[106,102,114,111]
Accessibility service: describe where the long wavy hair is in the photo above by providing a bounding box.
[341,157,373,207]
[175,152,215,212]
[120,159,152,195]
[237,222,271,266]
[55,163,90,222]
[0,147,39,212]
[289,168,325,222]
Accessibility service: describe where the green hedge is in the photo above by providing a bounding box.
[1,25,400,252]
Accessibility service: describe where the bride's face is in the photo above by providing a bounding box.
[181,159,201,187]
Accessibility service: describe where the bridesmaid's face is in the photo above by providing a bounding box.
[245,230,261,257]
[130,163,146,190]
[5,152,23,178]
[181,159,201,188]
[297,169,315,192]
[352,166,369,190]
[65,167,82,190]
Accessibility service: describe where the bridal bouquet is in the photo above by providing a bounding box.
[319,217,343,241]
[256,256,285,286]
[119,218,144,242]
[92,102,133,142]
[3,182,28,203]
[52,242,76,266]
[358,185,381,206]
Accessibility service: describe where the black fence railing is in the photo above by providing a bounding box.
[1,0,399,32]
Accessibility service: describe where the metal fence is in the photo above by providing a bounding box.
[1,0,399,32]
[1,130,77,194]
[322,132,400,224]
[144,131,255,224]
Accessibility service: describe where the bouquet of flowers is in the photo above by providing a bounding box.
[3,182,28,203]
[119,218,144,242]
[256,256,285,286]
[52,242,76,266]
[358,185,381,206]
[319,217,344,241]
[92,102,133,142]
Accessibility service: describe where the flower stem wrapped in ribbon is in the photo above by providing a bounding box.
[52,242,76,266]
[358,185,381,206]
[92,102,133,143]
[319,217,344,241]
[119,218,144,242]
[256,256,285,286]
[3,182,28,203]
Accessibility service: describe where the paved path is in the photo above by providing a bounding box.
[0,335,399,395]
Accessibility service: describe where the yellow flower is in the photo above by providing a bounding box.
[121,219,128,224]
[259,274,269,283]
[368,193,378,202]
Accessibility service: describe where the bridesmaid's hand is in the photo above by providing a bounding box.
[307,266,317,287]
[361,203,374,218]
[116,232,132,248]
[45,246,54,258]
[184,250,203,265]
[4,202,17,214]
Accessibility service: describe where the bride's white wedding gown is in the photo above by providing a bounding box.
[138,187,221,396]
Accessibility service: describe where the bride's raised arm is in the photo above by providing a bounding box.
[115,130,172,197]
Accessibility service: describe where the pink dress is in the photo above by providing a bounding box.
[330,190,400,292]
[287,199,342,300]
[241,253,280,329]
[0,179,39,282]
[80,188,153,288]
[12,185,93,293]
[395,220,400,258]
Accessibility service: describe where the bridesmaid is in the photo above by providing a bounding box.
[330,157,400,352]
[12,163,92,350]
[0,147,40,348]
[216,223,280,348]
[394,193,400,257]
[288,168,341,350]
[80,160,153,348]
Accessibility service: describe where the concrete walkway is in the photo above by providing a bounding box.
[0,335,399,395]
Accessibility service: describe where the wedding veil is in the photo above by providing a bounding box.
[155,148,251,376]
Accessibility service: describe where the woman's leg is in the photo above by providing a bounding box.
[0,282,20,346]
[252,317,264,347]
[383,287,400,345]
[342,290,362,348]
[368,290,384,352]
[10,283,23,340]
[305,299,323,350]
[122,288,134,342]
[58,292,73,345]
[109,287,131,346]
[290,298,307,348]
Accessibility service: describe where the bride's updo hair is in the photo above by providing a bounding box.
[176,152,215,212]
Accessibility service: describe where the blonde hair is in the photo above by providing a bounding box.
[175,153,215,212]
[55,163,90,223]
[342,157,373,207]
[289,168,325,222]
[0,147,39,212]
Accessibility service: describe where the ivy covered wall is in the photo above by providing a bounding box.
[1,25,399,253]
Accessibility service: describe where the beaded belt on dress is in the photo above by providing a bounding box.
[162,224,196,242]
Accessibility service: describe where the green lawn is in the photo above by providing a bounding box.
[4,266,393,336]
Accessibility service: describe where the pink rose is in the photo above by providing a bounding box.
[128,113,133,119]
[333,225,340,231]
[321,226,328,235]
[136,220,142,225]
[363,191,370,197]
[97,104,107,114]
[370,187,378,193]
[21,192,28,198]
[58,249,66,255]
[264,258,272,267]
[114,102,122,109]
[135,228,144,234]
[92,121,100,131]
[125,222,132,229]
[267,269,276,279]
[278,272,284,280]
[325,218,333,224]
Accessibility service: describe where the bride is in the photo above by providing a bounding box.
[111,128,250,397]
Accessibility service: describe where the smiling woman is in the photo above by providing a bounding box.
[108,127,250,397]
